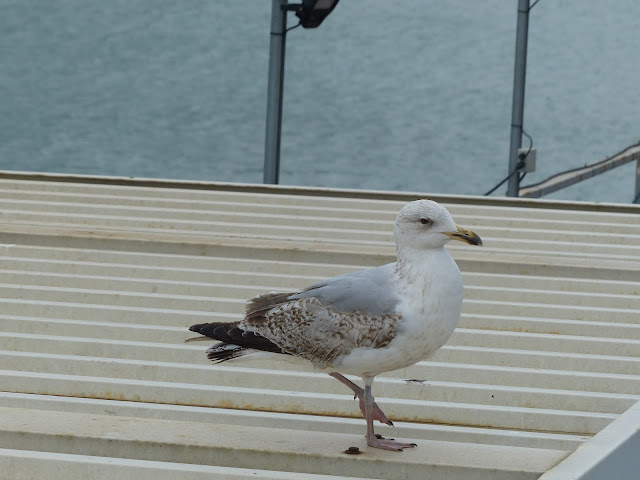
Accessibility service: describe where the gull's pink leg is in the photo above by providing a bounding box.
[328,372,393,426]
[362,378,416,452]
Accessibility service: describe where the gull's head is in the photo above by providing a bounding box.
[394,200,482,250]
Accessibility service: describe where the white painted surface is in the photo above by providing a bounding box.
[539,401,640,480]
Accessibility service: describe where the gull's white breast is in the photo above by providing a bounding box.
[336,248,464,378]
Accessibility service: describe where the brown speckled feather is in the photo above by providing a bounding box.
[244,295,400,368]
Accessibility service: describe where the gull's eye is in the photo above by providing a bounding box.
[420,217,431,225]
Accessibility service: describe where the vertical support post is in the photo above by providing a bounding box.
[507,0,531,197]
[634,158,640,204]
[263,0,288,184]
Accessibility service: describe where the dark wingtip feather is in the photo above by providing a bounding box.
[189,322,236,342]
[189,321,289,362]
[189,323,209,334]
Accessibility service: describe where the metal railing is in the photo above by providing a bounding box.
[519,142,640,204]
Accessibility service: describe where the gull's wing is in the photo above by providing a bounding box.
[242,263,402,367]
[246,263,399,318]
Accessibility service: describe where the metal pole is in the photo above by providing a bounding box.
[506,0,530,197]
[263,0,288,184]
[634,158,640,204]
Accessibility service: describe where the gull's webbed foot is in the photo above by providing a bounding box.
[366,433,417,452]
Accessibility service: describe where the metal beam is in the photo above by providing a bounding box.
[634,157,640,204]
[519,143,640,199]
[507,0,531,197]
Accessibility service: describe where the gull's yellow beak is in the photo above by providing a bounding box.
[443,225,483,246]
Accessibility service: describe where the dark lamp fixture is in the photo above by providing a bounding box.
[291,0,340,28]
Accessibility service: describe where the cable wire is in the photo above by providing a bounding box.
[521,128,533,158]
[483,168,522,196]
[286,21,302,33]
[484,129,533,196]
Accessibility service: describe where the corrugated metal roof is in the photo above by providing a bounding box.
[1,173,639,479]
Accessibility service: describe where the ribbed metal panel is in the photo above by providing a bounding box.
[0,174,638,479]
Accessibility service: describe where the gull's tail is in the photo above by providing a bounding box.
[188,322,249,364]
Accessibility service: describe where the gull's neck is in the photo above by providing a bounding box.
[395,245,450,280]
[394,244,462,308]
[392,243,464,360]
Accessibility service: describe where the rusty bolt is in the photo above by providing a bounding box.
[344,446,361,454]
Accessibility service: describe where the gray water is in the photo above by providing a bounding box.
[1,1,639,203]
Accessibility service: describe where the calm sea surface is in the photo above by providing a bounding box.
[1,1,639,203]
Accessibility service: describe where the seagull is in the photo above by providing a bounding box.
[189,200,482,451]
